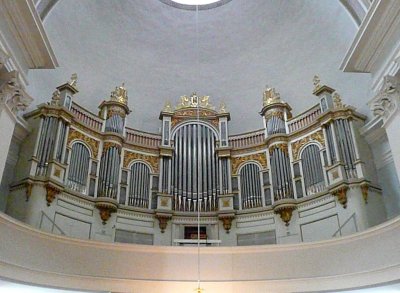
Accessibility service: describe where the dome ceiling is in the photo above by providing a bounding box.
[27,0,372,133]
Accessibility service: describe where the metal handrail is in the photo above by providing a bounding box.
[332,212,357,237]
[40,211,66,235]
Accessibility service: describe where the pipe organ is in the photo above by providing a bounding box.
[9,74,385,242]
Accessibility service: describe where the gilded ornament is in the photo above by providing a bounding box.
[175,93,215,110]
[69,73,78,89]
[231,152,268,174]
[333,92,344,108]
[156,214,171,233]
[219,102,227,113]
[219,215,235,233]
[107,105,126,118]
[263,86,281,106]
[361,183,369,204]
[50,90,61,106]
[265,111,284,120]
[103,142,121,153]
[123,150,159,172]
[110,83,128,105]
[67,128,99,158]
[45,184,61,206]
[291,130,325,160]
[163,100,173,113]
[269,143,289,155]
[332,186,348,208]
[313,75,321,91]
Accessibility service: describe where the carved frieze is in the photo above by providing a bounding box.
[67,128,99,158]
[369,75,400,124]
[0,71,32,114]
[291,130,325,160]
[123,150,159,172]
[231,152,268,174]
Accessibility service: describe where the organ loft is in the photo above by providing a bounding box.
[5,74,385,245]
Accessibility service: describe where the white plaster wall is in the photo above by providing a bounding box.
[1,212,400,292]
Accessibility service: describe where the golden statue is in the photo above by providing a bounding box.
[333,92,343,108]
[110,83,128,105]
[50,90,61,106]
[219,101,227,113]
[69,73,78,89]
[176,93,214,110]
[163,100,173,112]
[263,86,281,106]
[313,75,321,91]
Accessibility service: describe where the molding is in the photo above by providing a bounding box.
[340,0,400,74]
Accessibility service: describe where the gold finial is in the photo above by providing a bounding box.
[110,83,128,105]
[313,75,321,91]
[50,90,61,106]
[163,100,173,112]
[219,101,227,113]
[333,92,343,108]
[69,73,78,89]
[263,86,281,106]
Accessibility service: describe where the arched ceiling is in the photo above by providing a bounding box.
[27,0,372,134]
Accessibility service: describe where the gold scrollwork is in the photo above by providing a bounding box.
[291,130,325,160]
[269,143,288,156]
[265,111,284,121]
[231,152,268,174]
[67,128,100,158]
[103,142,121,153]
[107,105,126,118]
[123,150,159,173]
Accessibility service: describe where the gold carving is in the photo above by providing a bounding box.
[222,199,230,208]
[265,111,284,120]
[107,105,126,118]
[332,186,349,208]
[291,130,325,160]
[263,87,281,106]
[45,184,61,206]
[69,73,78,89]
[219,102,227,113]
[175,93,215,110]
[219,215,235,233]
[333,92,344,108]
[231,152,268,174]
[269,143,288,156]
[163,101,173,113]
[110,83,128,105]
[274,204,296,226]
[361,183,369,204]
[103,142,121,153]
[67,128,99,158]
[53,168,61,178]
[156,214,171,233]
[25,182,33,202]
[123,150,159,172]
[313,75,321,92]
[50,90,61,106]
[95,201,117,224]
[160,198,168,207]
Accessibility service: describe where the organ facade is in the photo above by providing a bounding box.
[5,75,386,245]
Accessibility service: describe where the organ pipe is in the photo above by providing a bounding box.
[67,142,90,193]
[301,144,325,195]
[270,147,293,201]
[129,162,150,208]
[98,146,120,199]
[171,123,219,212]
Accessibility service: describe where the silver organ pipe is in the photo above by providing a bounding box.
[129,162,150,208]
[324,123,336,163]
[334,119,357,178]
[301,144,325,195]
[270,147,293,201]
[36,116,59,176]
[55,121,68,162]
[171,123,218,212]
[105,114,124,134]
[266,114,286,135]
[66,142,90,193]
[98,146,120,199]
[240,163,262,209]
